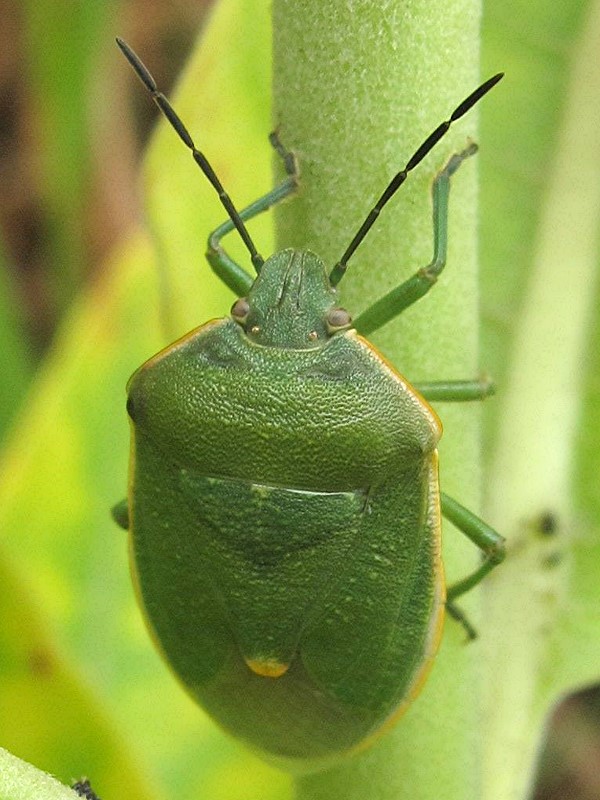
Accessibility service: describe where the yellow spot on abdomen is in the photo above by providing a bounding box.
[245,658,290,678]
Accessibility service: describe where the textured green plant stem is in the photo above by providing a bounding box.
[272,1,485,798]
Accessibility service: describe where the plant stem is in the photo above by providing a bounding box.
[272,1,485,798]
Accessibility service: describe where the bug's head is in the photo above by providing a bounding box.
[230,249,352,349]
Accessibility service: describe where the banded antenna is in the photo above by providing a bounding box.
[329,72,503,287]
[116,38,265,272]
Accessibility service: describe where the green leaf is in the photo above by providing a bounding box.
[0,242,33,439]
[22,0,116,305]
[0,553,158,800]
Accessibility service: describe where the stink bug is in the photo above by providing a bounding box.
[114,38,505,769]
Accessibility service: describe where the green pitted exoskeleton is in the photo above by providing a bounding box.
[114,38,505,771]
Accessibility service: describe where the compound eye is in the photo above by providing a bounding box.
[326,307,352,334]
[231,297,250,323]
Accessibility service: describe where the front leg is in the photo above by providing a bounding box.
[206,132,299,296]
[353,142,478,337]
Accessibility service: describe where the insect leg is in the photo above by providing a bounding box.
[441,492,505,601]
[413,378,495,402]
[111,499,130,530]
[207,132,299,296]
[353,143,478,337]
[445,602,478,640]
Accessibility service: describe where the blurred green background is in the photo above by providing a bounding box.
[0,0,598,798]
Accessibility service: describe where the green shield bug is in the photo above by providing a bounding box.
[114,37,505,769]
